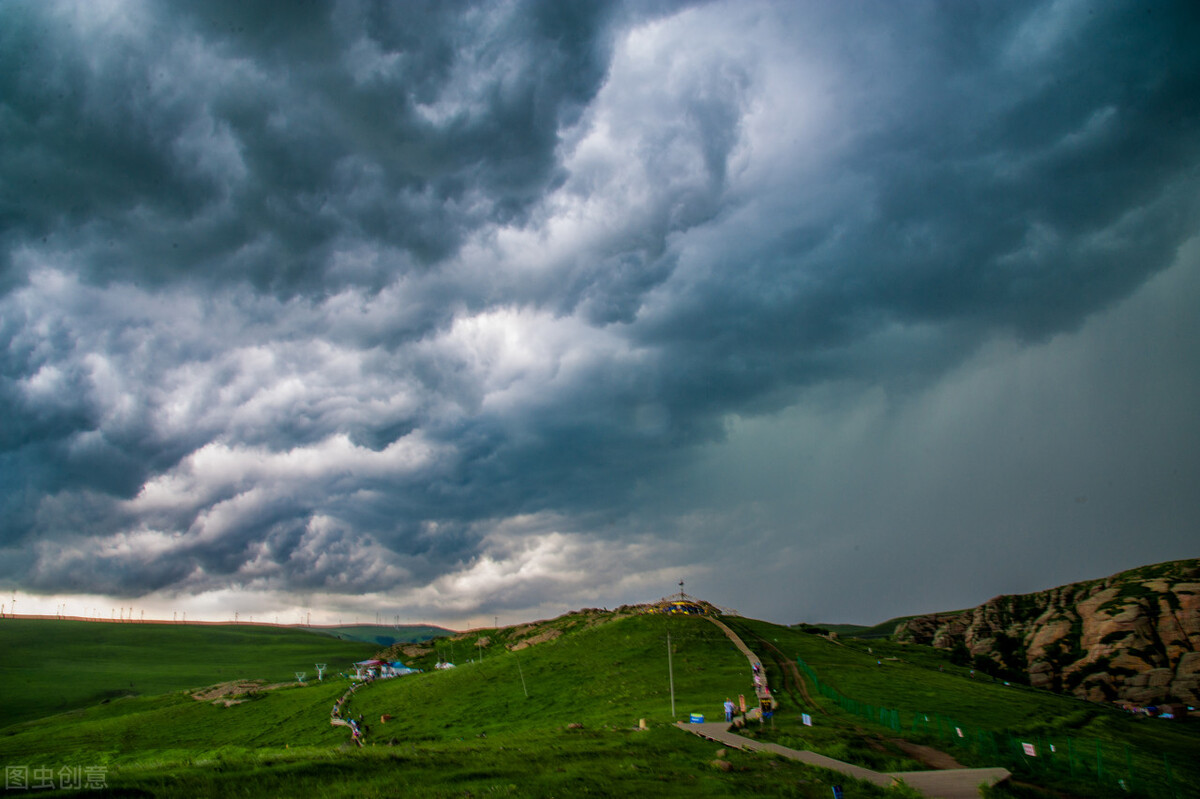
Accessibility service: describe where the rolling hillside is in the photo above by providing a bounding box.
[0,619,377,728]
[0,609,1195,797]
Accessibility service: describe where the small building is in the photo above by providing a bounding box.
[644,586,724,616]
[353,659,384,680]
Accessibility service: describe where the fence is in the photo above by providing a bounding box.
[794,657,1189,799]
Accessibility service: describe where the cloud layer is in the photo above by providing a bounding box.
[3,0,1199,624]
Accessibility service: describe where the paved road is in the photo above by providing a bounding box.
[678,721,894,787]
[678,721,1010,798]
[695,617,1012,798]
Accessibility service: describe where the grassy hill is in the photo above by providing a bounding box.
[891,558,1200,704]
[0,611,1196,797]
[0,619,377,727]
[307,623,453,648]
[0,612,885,797]
[804,616,930,640]
[727,619,1198,794]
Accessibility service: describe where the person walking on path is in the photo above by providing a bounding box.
[724,698,735,722]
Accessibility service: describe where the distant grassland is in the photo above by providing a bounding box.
[809,614,958,640]
[0,619,377,727]
[307,624,453,648]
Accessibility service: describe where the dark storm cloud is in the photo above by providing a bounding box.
[2,0,1199,616]
[637,1,1200,372]
[0,0,617,293]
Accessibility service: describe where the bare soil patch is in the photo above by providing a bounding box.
[509,628,562,650]
[888,738,965,770]
[190,679,291,706]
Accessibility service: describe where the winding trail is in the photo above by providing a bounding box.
[330,680,369,746]
[685,616,1011,799]
[722,618,826,716]
[706,616,774,708]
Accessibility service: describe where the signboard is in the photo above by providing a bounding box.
[1022,742,1037,757]
[802,714,813,727]
[739,694,746,712]
[831,786,844,799]
[955,727,963,738]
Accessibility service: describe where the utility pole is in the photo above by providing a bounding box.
[667,630,676,719]
[515,650,528,698]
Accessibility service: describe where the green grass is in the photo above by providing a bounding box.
[353,613,752,735]
[19,728,904,798]
[3,611,1197,797]
[0,619,378,728]
[727,617,1200,798]
[0,614,901,798]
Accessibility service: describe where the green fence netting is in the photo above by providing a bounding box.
[794,657,1188,799]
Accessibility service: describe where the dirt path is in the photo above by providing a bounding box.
[678,721,1010,799]
[889,739,965,770]
[705,616,775,708]
[331,680,368,747]
[722,618,826,715]
[727,619,977,773]
[741,622,973,771]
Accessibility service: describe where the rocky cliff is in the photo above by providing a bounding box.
[894,558,1200,707]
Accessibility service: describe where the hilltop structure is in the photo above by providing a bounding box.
[646,582,725,616]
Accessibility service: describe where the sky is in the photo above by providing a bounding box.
[2,0,1198,629]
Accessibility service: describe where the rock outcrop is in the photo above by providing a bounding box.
[894,559,1200,707]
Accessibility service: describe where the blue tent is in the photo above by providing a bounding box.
[387,661,420,676]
